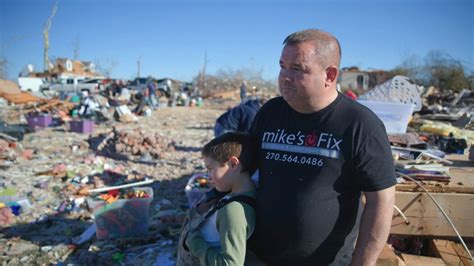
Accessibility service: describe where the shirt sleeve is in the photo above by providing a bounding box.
[186,202,255,266]
[354,122,397,192]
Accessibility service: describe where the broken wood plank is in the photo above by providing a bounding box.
[431,239,463,265]
[451,242,474,266]
[430,239,474,266]
[377,244,406,266]
[400,253,445,265]
[391,192,474,237]
[396,183,474,194]
[0,92,42,104]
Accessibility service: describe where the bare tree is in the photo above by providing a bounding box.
[96,58,118,78]
[195,66,277,98]
[197,51,208,90]
[73,35,80,60]
[424,51,469,92]
[0,58,7,79]
[43,0,59,71]
[390,50,471,92]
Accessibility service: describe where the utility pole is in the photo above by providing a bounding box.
[200,51,208,90]
[73,36,80,60]
[43,0,59,72]
[137,56,141,78]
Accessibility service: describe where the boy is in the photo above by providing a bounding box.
[179,132,257,266]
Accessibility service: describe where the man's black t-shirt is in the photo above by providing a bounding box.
[249,94,396,265]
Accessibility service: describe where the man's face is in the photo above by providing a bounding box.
[278,42,327,111]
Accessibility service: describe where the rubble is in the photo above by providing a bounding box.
[0,102,217,264]
[0,76,472,265]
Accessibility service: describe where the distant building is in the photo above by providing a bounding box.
[338,67,391,92]
[20,58,104,81]
[338,67,369,91]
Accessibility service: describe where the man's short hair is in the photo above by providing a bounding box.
[283,29,341,68]
[202,132,256,174]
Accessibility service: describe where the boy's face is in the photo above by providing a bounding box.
[203,156,234,192]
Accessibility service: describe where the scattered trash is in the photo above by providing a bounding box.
[0,85,470,265]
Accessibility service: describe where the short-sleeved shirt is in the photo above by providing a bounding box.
[249,93,396,265]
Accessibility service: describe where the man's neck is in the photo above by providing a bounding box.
[293,89,339,114]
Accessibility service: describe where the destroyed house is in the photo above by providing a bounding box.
[338,67,369,91]
[25,58,104,81]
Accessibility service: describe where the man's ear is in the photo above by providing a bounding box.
[228,156,240,168]
[325,66,339,86]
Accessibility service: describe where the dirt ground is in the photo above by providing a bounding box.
[0,104,232,265]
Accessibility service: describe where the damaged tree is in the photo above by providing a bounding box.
[0,58,7,79]
[43,0,59,72]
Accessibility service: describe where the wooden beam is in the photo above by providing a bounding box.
[396,183,474,194]
[400,253,445,265]
[391,192,474,237]
[430,239,474,266]
[377,244,405,266]
[451,242,474,266]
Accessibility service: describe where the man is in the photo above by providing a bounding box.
[214,98,261,137]
[240,81,248,102]
[146,79,158,110]
[249,29,396,265]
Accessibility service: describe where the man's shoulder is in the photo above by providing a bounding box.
[260,97,285,112]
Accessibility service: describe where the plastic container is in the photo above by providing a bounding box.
[27,114,52,128]
[358,100,415,134]
[358,75,422,111]
[184,173,211,207]
[70,119,95,134]
[87,187,153,239]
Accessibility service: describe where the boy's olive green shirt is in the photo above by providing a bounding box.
[186,190,256,266]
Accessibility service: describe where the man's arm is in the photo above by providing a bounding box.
[351,185,395,266]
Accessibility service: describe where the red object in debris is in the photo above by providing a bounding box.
[53,163,67,174]
[0,206,14,226]
[8,142,16,148]
[344,90,357,100]
[108,189,120,198]
[22,149,34,160]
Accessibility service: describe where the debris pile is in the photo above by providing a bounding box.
[92,128,176,160]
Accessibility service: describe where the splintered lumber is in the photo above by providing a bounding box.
[400,253,445,265]
[391,192,474,237]
[430,239,474,266]
[25,99,75,113]
[377,244,406,266]
[0,92,42,104]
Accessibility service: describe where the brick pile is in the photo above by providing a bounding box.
[96,129,175,159]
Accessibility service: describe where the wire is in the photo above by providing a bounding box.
[397,172,473,260]
[393,205,410,224]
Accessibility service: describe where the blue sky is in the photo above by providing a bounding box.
[1,0,473,82]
